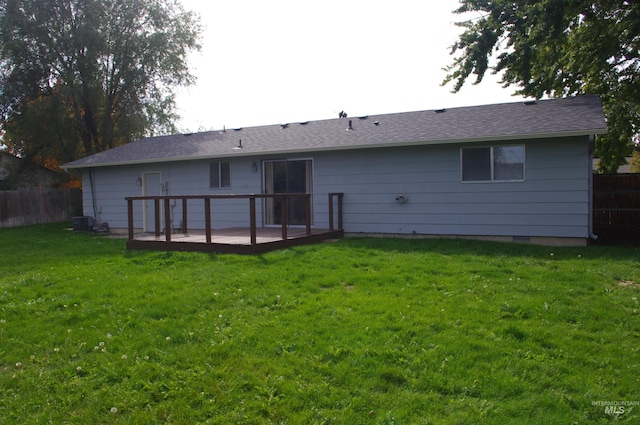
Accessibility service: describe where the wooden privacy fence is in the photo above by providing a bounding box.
[0,188,82,228]
[593,174,640,241]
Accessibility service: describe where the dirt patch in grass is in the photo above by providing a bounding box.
[619,280,639,288]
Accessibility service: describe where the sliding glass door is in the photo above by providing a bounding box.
[263,159,313,226]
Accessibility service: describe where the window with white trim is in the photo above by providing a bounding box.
[210,161,231,188]
[461,145,525,182]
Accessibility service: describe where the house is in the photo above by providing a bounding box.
[63,95,607,247]
[0,151,65,190]
[593,157,635,174]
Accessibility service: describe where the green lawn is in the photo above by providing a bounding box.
[0,223,638,424]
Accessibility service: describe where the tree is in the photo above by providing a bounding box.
[0,0,201,167]
[442,0,639,174]
[631,149,640,173]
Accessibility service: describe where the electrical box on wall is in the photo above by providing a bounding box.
[395,193,409,203]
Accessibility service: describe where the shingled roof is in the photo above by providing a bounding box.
[63,95,607,169]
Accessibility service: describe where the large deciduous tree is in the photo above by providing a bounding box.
[443,0,639,173]
[0,0,201,167]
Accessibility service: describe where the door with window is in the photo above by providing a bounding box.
[263,159,313,226]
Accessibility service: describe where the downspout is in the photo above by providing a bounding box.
[88,168,98,222]
[588,135,598,241]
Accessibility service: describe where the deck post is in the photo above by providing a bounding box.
[281,196,288,240]
[204,198,212,244]
[154,199,161,236]
[124,193,344,254]
[250,196,257,246]
[305,194,311,235]
[182,198,188,233]
[328,194,334,231]
[164,198,171,242]
[153,198,161,236]
[338,193,343,230]
[127,199,134,240]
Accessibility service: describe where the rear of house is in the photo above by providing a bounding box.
[64,95,607,246]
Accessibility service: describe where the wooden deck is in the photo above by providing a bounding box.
[127,227,343,254]
[125,193,344,254]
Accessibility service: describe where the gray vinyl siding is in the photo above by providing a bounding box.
[81,167,141,226]
[82,157,262,231]
[82,136,591,239]
[313,136,590,238]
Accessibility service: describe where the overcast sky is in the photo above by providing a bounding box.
[174,0,520,132]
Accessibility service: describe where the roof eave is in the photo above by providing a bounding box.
[62,128,607,169]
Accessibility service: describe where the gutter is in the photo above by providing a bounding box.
[588,135,598,241]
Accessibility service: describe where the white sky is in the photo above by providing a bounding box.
[174,0,520,132]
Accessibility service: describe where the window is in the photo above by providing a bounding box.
[461,145,525,182]
[210,161,231,188]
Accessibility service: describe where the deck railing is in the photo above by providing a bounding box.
[125,192,344,248]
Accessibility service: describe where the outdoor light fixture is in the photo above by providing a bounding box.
[251,162,258,172]
[136,177,142,186]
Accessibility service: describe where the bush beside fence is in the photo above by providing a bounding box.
[0,189,82,228]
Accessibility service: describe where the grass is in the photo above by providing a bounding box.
[0,223,639,424]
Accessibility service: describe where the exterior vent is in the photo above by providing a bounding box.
[359,116,368,120]
[524,100,537,105]
[299,121,309,125]
[233,127,243,131]
[512,236,531,242]
[281,123,289,129]
[435,108,446,113]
